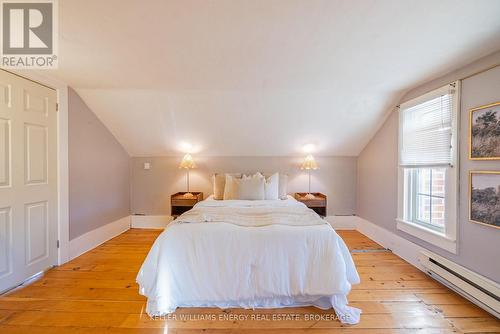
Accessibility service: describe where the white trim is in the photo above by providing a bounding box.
[397,167,458,253]
[400,83,454,110]
[396,219,457,254]
[419,250,500,297]
[396,81,460,253]
[324,215,357,230]
[9,70,70,265]
[354,216,426,271]
[57,86,69,264]
[419,250,500,317]
[68,216,131,260]
[354,217,498,316]
[131,215,173,229]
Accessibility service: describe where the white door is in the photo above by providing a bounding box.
[0,70,58,293]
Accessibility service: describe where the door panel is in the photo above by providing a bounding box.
[23,89,48,116]
[0,83,11,107]
[25,201,48,265]
[0,70,57,293]
[0,206,12,279]
[0,119,10,187]
[24,123,48,185]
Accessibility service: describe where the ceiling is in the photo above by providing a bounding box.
[48,0,500,156]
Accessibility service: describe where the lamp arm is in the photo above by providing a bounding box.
[308,169,311,194]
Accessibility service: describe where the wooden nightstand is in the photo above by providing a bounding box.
[295,193,327,217]
[171,192,203,217]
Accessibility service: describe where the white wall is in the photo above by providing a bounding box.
[131,156,357,216]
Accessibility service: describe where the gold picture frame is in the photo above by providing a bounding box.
[469,101,500,160]
[469,171,500,229]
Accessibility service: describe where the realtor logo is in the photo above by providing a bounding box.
[1,0,58,68]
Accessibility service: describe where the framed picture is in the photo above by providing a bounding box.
[469,102,500,160]
[469,171,500,229]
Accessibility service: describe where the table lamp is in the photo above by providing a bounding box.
[300,154,319,199]
[179,153,196,198]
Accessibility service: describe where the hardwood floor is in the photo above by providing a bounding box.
[0,229,498,333]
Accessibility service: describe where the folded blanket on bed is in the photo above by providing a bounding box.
[174,206,327,227]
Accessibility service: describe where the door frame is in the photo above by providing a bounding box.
[5,69,70,265]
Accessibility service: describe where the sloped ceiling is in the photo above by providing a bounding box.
[50,0,500,156]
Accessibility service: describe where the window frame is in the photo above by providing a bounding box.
[396,82,460,254]
[408,168,446,230]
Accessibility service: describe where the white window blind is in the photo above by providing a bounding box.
[399,85,455,167]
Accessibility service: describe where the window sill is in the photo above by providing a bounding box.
[396,219,457,254]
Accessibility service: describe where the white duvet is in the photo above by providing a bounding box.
[137,196,361,324]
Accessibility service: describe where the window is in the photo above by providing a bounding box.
[397,82,459,253]
[405,168,446,230]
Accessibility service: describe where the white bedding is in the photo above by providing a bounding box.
[137,196,361,324]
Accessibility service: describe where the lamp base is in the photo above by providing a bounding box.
[304,193,315,200]
[183,192,194,198]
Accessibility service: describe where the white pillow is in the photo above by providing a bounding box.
[213,174,225,200]
[278,173,288,199]
[259,172,279,200]
[223,174,237,200]
[233,174,265,200]
[214,173,240,200]
[262,172,288,199]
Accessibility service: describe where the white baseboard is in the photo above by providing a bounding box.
[69,215,131,260]
[329,216,498,316]
[131,215,173,229]
[354,216,426,271]
[354,217,499,316]
[324,215,357,230]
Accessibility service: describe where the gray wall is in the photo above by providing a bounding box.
[131,156,357,216]
[69,88,131,240]
[357,51,500,282]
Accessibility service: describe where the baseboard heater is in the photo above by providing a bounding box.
[418,250,500,318]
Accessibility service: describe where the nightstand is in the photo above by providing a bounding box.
[295,193,327,217]
[171,192,203,217]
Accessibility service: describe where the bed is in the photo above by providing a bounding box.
[137,195,361,324]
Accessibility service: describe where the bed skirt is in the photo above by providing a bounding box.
[143,293,361,325]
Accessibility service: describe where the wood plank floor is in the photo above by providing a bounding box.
[0,229,498,333]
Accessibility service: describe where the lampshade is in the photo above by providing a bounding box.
[179,154,196,169]
[300,154,319,170]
